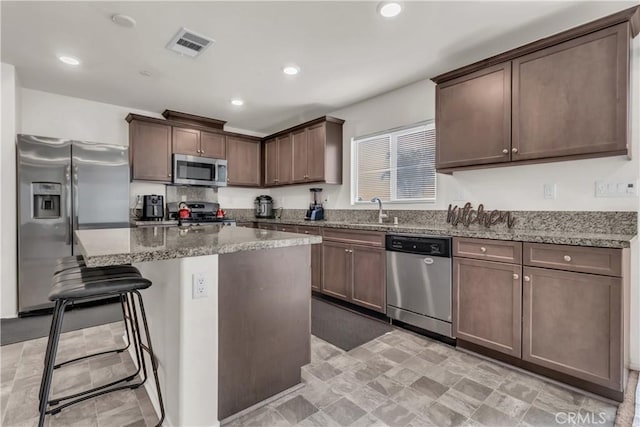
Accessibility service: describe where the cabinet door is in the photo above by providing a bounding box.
[298,226,322,291]
[291,128,308,183]
[226,136,261,186]
[130,121,172,182]
[512,24,629,161]
[264,138,278,186]
[201,132,226,159]
[453,258,522,357]
[351,246,386,313]
[306,123,326,182]
[322,241,350,300]
[172,127,201,156]
[277,134,293,185]
[436,63,512,170]
[522,267,622,390]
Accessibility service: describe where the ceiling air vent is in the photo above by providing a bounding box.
[166,28,214,58]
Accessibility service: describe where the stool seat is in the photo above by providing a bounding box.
[49,276,151,301]
[53,266,141,284]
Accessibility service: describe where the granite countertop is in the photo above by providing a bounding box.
[246,218,635,248]
[76,225,322,267]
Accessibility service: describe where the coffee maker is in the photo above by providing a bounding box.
[305,188,324,221]
[142,195,164,220]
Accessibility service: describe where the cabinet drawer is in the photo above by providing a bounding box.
[275,224,297,233]
[523,243,622,277]
[322,229,385,247]
[453,238,522,264]
[297,225,321,237]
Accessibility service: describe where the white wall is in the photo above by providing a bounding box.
[1,63,20,318]
[272,76,638,212]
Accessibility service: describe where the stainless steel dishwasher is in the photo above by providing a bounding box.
[386,234,453,339]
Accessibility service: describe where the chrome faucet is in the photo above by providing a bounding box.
[371,197,388,224]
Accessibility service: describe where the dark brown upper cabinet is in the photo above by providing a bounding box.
[127,112,259,185]
[172,127,200,157]
[512,24,629,161]
[264,135,292,186]
[173,127,226,159]
[432,6,639,173]
[436,63,512,170]
[200,132,226,159]
[263,116,344,187]
[226,135,261,187]
[127,116,172,182]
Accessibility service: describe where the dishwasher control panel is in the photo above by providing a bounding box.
[385,235,451,257]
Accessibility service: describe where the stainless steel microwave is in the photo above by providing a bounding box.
[172,154,228,187]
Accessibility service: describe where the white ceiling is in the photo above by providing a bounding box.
[2,1,637,133]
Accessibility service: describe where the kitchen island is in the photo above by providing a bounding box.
[75,225,321,427]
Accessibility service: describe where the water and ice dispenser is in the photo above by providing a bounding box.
[32,182,61,219]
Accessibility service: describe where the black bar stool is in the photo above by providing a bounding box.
[38,265,165,427]
[45,257,135,371]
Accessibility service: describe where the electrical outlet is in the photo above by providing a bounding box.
[192,273,209,299]
[181,195,187,201]
[543,184,556,200]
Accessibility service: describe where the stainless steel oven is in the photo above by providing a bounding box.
[386,234,453,339]
[173,154,227,187]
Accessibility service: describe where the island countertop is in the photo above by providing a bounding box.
[76,225,322,267]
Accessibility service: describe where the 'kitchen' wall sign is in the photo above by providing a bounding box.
[447,202,516,229]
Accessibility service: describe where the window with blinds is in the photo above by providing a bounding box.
[352,122,436,203]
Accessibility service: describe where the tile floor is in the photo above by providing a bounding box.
[0,321,621,427]
[228,331,620,427]
[1,322,158,426]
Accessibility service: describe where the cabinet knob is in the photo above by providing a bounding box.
[512,148,518,153]
[304,231,309,234]
[345,249,349,253]
[513,273,519,280]
[524,276,531,282]
[480,247,487,253]
[563,255,572,262]
[168,174,172,177]
[502,149,509,154]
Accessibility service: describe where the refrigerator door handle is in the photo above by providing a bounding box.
[66,164,73,245]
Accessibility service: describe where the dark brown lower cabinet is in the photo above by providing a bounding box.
[453,257,522,358]
[322,241,350,300]
[298,226,322,291]
[352,246,386,312]
[522,266,622,390]
[321,234,386,313]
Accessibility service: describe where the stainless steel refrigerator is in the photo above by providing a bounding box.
[17,135,130,314]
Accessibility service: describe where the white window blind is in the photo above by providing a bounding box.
[352,122,436,203]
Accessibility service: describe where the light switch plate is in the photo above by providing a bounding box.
[595,180,637,197]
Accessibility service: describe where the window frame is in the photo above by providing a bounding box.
[351,120,437,205]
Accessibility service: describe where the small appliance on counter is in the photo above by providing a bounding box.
[305,188,324,221]
[167,201,236,226]
[142,195,164,221]
[255,195,274,218]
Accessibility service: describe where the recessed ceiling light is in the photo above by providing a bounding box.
[111,14,137,28]
[283,65,300,76]
[377,1,403,18]
[230,99,244,106]
[58,56,80,66]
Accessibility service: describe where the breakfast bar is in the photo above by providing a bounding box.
[75,225,321,427]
